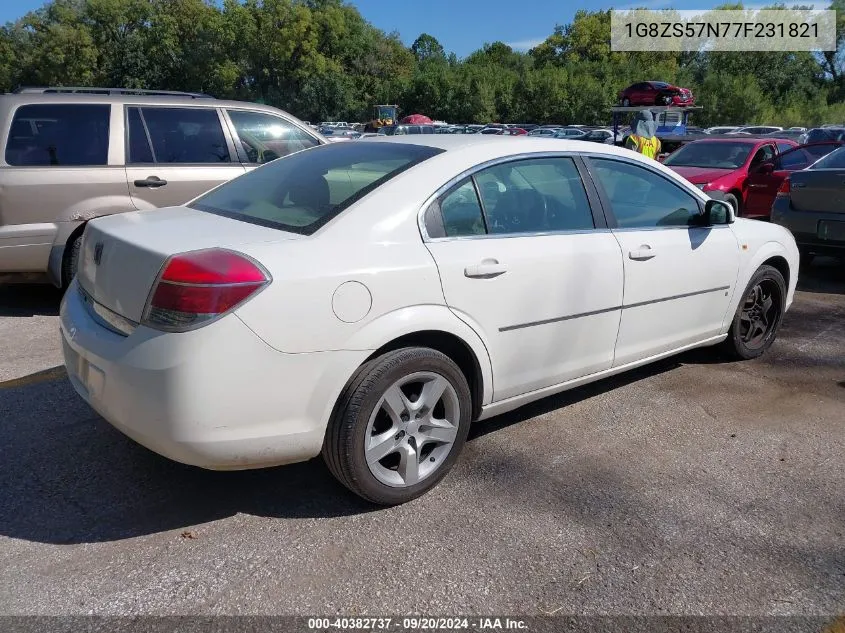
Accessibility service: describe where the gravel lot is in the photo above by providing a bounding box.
[0,260,843,616]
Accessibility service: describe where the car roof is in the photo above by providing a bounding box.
[683,137,771,145]
[0,92,292,112]
[359,134,632,158]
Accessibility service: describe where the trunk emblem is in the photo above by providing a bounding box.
[93,242,104,266]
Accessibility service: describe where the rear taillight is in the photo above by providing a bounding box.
[776,177,791,198]
[142,248,270,331]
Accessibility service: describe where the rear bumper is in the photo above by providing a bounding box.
[60,280,368,470]
[771,199,845,256]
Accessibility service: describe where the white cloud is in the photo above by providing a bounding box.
[505,38,546,51]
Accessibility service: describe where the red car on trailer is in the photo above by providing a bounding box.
[618,81,695,107]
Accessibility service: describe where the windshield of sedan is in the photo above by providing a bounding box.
[190,142,443,235]
[663,142,754,169]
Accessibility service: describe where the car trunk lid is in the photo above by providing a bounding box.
[77,207,299,323]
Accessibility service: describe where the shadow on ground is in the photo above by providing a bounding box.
[0,261,841,547]
[0,353,692,545]
[0,284,62,317]
[797,256,845,295]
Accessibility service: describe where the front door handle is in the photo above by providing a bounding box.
[629,245,656,261]
[465,259,507,278]
[133,176,168,188]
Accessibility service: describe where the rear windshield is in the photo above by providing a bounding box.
[810,146,845,169]
[190,142,443,234]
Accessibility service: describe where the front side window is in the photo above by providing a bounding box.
[590,158,701,228]
[5,104,110,166]
[191,142,442,235]
[128,107,230,164]
[227,110,318,164]
[749,145,776,168]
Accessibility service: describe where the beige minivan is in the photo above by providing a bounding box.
[0,87,326,287]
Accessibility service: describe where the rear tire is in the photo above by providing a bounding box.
[721,264,786,360]
[323,347,472,505]
[62,234,83,289]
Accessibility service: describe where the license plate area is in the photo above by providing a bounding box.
[63,337,88,386]
[818,220,845,242]
[62,335,105,400]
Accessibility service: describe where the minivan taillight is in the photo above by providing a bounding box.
[776,177,791,198]
[142,248,270,331]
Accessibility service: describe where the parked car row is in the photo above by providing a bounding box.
[660,134,845,262]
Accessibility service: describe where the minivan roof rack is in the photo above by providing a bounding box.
[12,87,214,99]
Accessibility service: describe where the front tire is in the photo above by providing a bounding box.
[622,98,631,107]
[724,193,740,217]
[721,265,786,360]
[323,347,472,505]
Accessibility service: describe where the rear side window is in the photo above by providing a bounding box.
[191,142,443,235]
[437,180,486,237]
[426,157,594,238]
[227,110,318,163]
[776,148,810,170]
[478,158,594,234]
[127,107,230,164]
[5,104,110,166]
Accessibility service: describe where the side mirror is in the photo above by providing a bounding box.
[705,198,735,225]
[757,162,775,174]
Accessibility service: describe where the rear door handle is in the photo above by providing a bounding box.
[465,259,507,278]
[791,183,806,189]
[629,245,656,261]
[133,176,168,188]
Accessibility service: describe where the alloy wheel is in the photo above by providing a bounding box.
[739,279,781,350]
[364,371,461,488]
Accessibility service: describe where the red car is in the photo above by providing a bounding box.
[663,138,844,218]
[618,81,694,107]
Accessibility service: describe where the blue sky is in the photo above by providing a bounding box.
[0,0,819,58]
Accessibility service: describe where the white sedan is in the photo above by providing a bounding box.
[60,136,799,504]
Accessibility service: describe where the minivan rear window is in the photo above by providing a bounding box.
[190,142,444,235]
[5,104,110,166]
